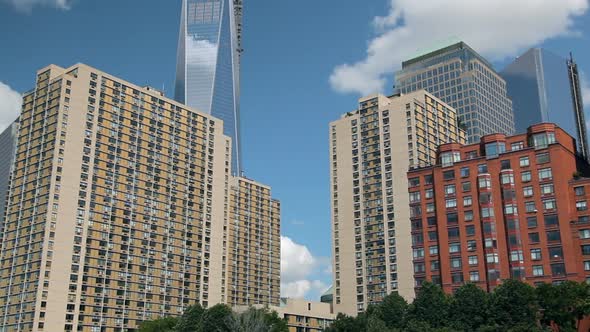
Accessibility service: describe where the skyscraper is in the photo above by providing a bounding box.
[0,63,279,332]
[0,121,18,242]
[329,91,466,315]
[175,0,243,174]
[394,42,515,143]
[501,49,589,161]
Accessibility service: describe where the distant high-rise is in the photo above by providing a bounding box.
[0,121,18,241]
[329,91,466,315]
[501,48,589,161]
[395,42,515,143]
[175,0,243,174]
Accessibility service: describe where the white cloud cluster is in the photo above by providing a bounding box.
[0,82,21,132]
[281,236,330,299]
[330,0,589,95]
[3,0,72,12]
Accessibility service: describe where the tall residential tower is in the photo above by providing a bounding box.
[501,49,589,161]
[175,0,243,174]
[394,42,515,143]
[0,64,279,332]
[329,91,465,315]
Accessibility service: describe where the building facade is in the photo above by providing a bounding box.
[407,123,589,294]
[175,0,242,174]
[0,121,19,241]
[329,91,466,315]
[501,49,589,161]
[0,64,279,332]
[395,42,515,143]
[227,176,281,307]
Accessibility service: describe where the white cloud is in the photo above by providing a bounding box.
[0,82,21,132]
[3,0,72,12]
[330,0,589,95]
[280,236,331,299]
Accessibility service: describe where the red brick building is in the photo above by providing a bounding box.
[407,123,590,293]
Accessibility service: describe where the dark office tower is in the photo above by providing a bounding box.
[0,121,18,241]
[501,48,588,161]
[395,42,515,143]
[175,0,243,174]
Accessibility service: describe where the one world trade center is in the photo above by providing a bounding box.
[175,0,243,174]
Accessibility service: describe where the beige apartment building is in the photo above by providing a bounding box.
[0,63,280,332]
[329,91,466,315]
[227,176,281,306]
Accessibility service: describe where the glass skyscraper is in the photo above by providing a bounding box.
[394,42,515,143]
[501,48,588,160]
[175,0,243,174]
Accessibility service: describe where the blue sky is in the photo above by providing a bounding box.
[1,0,590,301]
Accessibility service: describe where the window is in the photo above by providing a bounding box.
[424,175,434,185]
[463,196,472,206]
[448,228,460,238]
[536,153,550,164]
[532,265,544,276]
[464,210,473,221]
[451,273,464,284]
[577,201,588,211]
[527,217,538,228]
[486,253,499,263]
[519,156,530,167]
[543,199,556,211]
[544,215,558,227]
[547,230,561,242]
[583,245,590,255]
[413,248,424,259]
[575,186,585,196]
[467,240,477,251]
[549,247,563,259]
[430,260,440,271]
[429,246,439,255]
[441,151,461,167]
[540,184,554,195]
[409,177,420,187]
[460,167,470,178]
[462,181,471,192]
[426,203,435,213]
[529,232,540,243]
[521,171,532,182]
[523,186,533,197]
[465,225,475,237]
[525,201,536,213]
[447,213,458,224]
[501,173,514,185]
[446,199,457,208]
[478,164,488,174]
[531,248,542,260]
[443,170,455,180]
[485,142,506,157]
[481,207,494,218]
[427,216,437,226]
[531,132,556,148]
[501,160,511,170]
[450,257,462,269]
[449,243,461,253]
[539,168,553,181]
[551,263,566,277]
[510,250,524,262]
[409,192,421,203]
[579,229,590,239]
[511,141,524,151]
[478,177,491,189]
[428,230,437,240]
[445,185,456,195]
[425,188,434,199]
[585,261,590,271]
[468,255,478,265]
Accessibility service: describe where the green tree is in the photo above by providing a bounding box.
[490,279,538,329]
[537,281,590,331]
[450,283,490,330]
[137,316,178,332]
[226,307,287,332]
[375,292,407,329]
[407,282,450,328]
[324,313,366,332]
[175,304,205,332]
[366,314,391,332]
[201,303,233,332]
